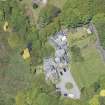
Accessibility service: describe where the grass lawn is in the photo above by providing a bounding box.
[0,48,32,96]
[48,0,67,9]
[68,27,105,88]
[0,39,44,98]
[0,36,44,102]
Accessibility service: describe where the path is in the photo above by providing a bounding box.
[90,21,105,62]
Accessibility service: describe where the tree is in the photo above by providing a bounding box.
[0,9,3,21]
[38,4,61,28]
[99,74,105,89]
[59,98,86,105]
[8,33,22,48]
[0,90,15,105]
[65,82,73,90]
[99,97,105,105]
[93,82,100,92]
[61,0,90,27]
[26,25,55,66]
[89,95,100,105]
[36,93,53,105]
[41,42,55,57]
[32,3,38,9]
[15,73,59,105]
[61,8,82,27]
[16,92,26,105]
[10,4,27,35]
[27,26,39,42]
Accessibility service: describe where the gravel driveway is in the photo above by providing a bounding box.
[48,31,81,99]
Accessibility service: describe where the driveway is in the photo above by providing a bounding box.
[48,32,81,99]
[56,69,81,99]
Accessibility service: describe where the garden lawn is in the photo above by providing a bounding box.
[0,48,32,96]
[48,0,67,9]
[68,27,105,88]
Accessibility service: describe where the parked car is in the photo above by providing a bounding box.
[64,93,68,96]
[60,72,63,75]
[63,68,66,72]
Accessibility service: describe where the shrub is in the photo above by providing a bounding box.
[65,82,73,90]
[32,3,38,9]
[8,34,21,48]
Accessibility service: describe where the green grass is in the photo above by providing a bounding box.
[20,0,42,23]
[48,0,67,9]
[0,40,45,105]
[0,41,45,98]
[20,0,67,23]
[0,48,32,95]
[0,45,44,104]
[68,27,105,88]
